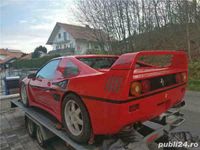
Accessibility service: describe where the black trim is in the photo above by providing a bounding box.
[81,83,186,104]
[53,94,61,101]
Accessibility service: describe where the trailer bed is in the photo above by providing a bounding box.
[11,99,97,150]
[11,99,185,150]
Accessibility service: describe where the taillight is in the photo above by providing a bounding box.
[141,80,151,92]
[130,82,142,96]
[176,72,187,83]
[181,72,187,82]
[176,73,182,83]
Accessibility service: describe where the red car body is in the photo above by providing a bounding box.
[21,50,188,135]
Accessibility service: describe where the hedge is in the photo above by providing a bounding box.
[12,54,60,69]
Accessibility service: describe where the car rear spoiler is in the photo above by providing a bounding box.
[111,50,188,70]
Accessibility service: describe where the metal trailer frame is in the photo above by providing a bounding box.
[11,99,186,150]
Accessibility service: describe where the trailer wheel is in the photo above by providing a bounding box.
[62,94,91,143]
[21,84,29,106]
[36,126,46,147]
[26,118,36,137]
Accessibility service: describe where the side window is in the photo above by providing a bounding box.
[36,59,60,80]
[58,33,61,39]
[63,61,79,78]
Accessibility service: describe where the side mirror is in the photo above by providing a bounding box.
[28,73,36,79]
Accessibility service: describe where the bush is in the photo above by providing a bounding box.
[188,60,200,91]
[32,46,47,58]
[12,54,60,69]
[188,60,200,80]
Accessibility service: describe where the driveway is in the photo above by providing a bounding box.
[175,91,200,136]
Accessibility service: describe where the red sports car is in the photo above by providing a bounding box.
[20,51,188,143]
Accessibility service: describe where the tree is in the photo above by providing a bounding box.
[32,46,47,58]
[76,0,200,59]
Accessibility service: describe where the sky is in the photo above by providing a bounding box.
[0,0,79,53]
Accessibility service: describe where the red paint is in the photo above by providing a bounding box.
[20,50,188,135]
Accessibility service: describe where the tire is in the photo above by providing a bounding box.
[20,84,29,106]
[36,126,46,147]
[25,118,36,137]
[62,94,91,143]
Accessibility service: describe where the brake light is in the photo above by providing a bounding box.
[141,80,151,92]
[176,72,187,83]
[130,82,142,96]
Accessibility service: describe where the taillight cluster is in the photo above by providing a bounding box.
[130,80,151,96]
[130,72,187,96]
[176,72,187,83]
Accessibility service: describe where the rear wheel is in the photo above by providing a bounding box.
[21,84,29,106]
[36,126,46,147]
[25,118,36,137]
[62,94,91,143]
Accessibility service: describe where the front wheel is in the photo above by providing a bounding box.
[62,94,91,143]
[20,84,29,106]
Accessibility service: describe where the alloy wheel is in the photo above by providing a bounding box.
[64,100,83,136]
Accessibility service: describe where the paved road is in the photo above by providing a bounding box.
[175,91,200,136]
[0,91,200,150]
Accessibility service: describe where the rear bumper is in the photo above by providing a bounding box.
[83,84,186,135]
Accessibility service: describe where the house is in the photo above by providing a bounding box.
[46,22,111,55]
[0,49,24,70]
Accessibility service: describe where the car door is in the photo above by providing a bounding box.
[29,59,60,108]
[48,58,80,113]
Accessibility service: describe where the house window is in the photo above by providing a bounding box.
[64,32,67,41]
[58,33,61,39]
[94,44,99,49]
[0,54,6,60]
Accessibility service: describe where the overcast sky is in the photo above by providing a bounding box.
[0,0,79,53]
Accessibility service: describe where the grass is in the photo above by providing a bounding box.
[188,80,200,91]
[188,60,200,91]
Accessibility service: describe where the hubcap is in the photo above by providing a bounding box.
[64,100,83,136]
[21,86,27,105]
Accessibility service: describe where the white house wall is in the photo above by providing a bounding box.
[50,26,111,54]
[52,27,76,50]
[75,40,89,54]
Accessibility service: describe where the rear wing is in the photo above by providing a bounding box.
[111,50,188,70]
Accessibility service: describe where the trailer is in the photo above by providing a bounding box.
[11,99,186,150]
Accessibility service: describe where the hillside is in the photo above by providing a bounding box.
[129,23,200,60]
